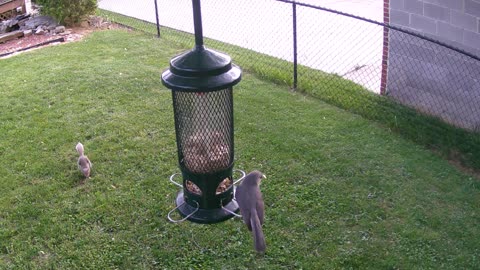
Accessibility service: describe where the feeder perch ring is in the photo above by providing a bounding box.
[232,169,246,185]
[169,172,183,188]
[221,198,242,218]
[167,200,199,223]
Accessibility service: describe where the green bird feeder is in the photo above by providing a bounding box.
[162,0,244,224]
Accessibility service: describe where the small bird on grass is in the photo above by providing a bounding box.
[76,142,92,178]
[235,170,267,253]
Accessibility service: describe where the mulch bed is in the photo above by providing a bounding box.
[0,28,91,58]
[0,21,125,58]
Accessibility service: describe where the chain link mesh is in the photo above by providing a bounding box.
[387,30,480,131]
[98,0,480,168]
[297,5,384,93]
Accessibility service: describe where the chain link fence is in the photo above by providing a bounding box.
[98,0,480,169]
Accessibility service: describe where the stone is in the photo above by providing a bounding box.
[17,19,28,28]
[23,29,33,36]
[47,24,56,31]
[0,24,6,35]
[0,19,20,33]
[24,15,57,30]
[7,19,19,28]
[54,25,65,34]
[59,30,72,36]
[35,28,45,35]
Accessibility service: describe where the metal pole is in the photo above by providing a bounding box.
[192,0,204,48]
[292,2,298,90]
[154,0,161,38]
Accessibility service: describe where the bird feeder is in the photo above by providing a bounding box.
[162,0,243,224]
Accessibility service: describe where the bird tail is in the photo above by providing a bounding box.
[76,142,84,156]
[250,209,266,253]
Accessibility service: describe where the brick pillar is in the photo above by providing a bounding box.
[380,0,390,95]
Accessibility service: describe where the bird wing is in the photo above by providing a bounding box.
[256,197,265,225]
[235,186,253,231]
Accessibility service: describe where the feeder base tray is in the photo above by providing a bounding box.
[174,190,239,224]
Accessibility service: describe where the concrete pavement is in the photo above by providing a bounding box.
[98,0,383,92]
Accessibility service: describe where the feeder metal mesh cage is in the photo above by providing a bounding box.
[173,89,234,174]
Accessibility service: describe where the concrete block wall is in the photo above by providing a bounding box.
[387,0,480,131]
[390,0,480,56]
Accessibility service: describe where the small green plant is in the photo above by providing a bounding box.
[36,0,97,26]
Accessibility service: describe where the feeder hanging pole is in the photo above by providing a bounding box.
[192,0,204,48]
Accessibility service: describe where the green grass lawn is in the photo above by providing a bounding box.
[1,29,479,269]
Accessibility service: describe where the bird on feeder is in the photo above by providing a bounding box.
[76,142,92,178]
[235,170,266,253]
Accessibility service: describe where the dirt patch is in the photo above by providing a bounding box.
[446,150,480,180]
[0,21,125,58]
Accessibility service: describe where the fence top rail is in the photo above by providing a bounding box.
[275,0,480,62]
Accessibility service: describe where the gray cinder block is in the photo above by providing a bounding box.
[410,14,437,33]
[451,10,477,32]
[391,9,410,27]
[465,0,480,18]
[424,3,450,22]
[437,21,464,43]
[404,0,424,15]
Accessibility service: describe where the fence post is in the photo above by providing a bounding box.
[380,0,389,95]
[292,2,298,90]
[154,0,161,38]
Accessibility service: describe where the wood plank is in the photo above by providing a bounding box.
[0,30,23,43]
[0,0,24,14]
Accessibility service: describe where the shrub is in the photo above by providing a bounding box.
[35,0,97,26]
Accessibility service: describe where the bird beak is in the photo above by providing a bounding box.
[262,174,266,179]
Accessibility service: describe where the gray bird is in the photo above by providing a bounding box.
[76,142,92,178]
[235,170,266,253]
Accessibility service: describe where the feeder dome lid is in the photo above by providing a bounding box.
[161,46,242,92]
